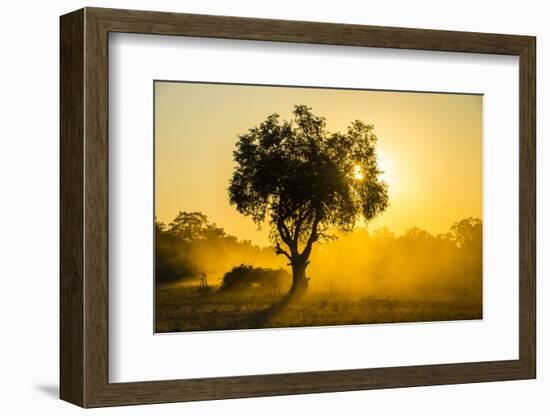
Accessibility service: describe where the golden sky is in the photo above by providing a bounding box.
[155,81,482,247]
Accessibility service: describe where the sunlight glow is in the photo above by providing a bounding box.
[353,165,364,180]
[156,82,482,244]
[376,151,392,183]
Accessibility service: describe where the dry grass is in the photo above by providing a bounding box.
[155,283,482,333]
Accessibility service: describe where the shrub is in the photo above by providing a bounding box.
[219,264,290,294]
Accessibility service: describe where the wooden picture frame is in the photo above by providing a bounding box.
[60,7,536,408]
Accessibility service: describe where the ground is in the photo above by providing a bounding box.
[155,283,482,333]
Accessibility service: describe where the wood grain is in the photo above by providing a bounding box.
[518,37,537,375]
[60,7,537,408]
[59,8,84,406]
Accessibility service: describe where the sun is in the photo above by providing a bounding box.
[353,165,364,180]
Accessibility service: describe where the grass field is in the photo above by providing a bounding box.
[155,283,482,333]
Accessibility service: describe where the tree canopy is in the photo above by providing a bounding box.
[229,105,389,293]
[165,211,225,243]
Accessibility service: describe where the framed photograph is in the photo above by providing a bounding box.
[60,7,536,408]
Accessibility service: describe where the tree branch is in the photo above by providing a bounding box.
[301,210,322,259]
[276,219,291,245]
[274,242,292,261]
[292,205,313,245]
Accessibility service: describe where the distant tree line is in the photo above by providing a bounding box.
[308,217,482,303]
[156,212,482,303]
[155,211,281,284]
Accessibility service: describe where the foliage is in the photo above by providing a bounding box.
[219,264,290,293]
[308,217,482,303]
[166,211,225,243]
[228,105,389,289]
[449,217,482,249]
[155,212,282,284]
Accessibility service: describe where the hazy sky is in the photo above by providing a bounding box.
[155,81,482,247]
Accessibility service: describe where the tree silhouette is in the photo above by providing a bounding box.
[167,211,225,243]
[229,105,389,299]
[449,217,482,249]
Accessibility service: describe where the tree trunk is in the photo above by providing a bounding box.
[251,255,310,326]
[289,257,309,299]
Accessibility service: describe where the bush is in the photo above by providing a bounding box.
[219,264,290,294]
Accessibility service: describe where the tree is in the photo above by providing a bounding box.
[228,105,389,298]
[167,211,225,243]
[155,212,227,283]
[449,217,482,249]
